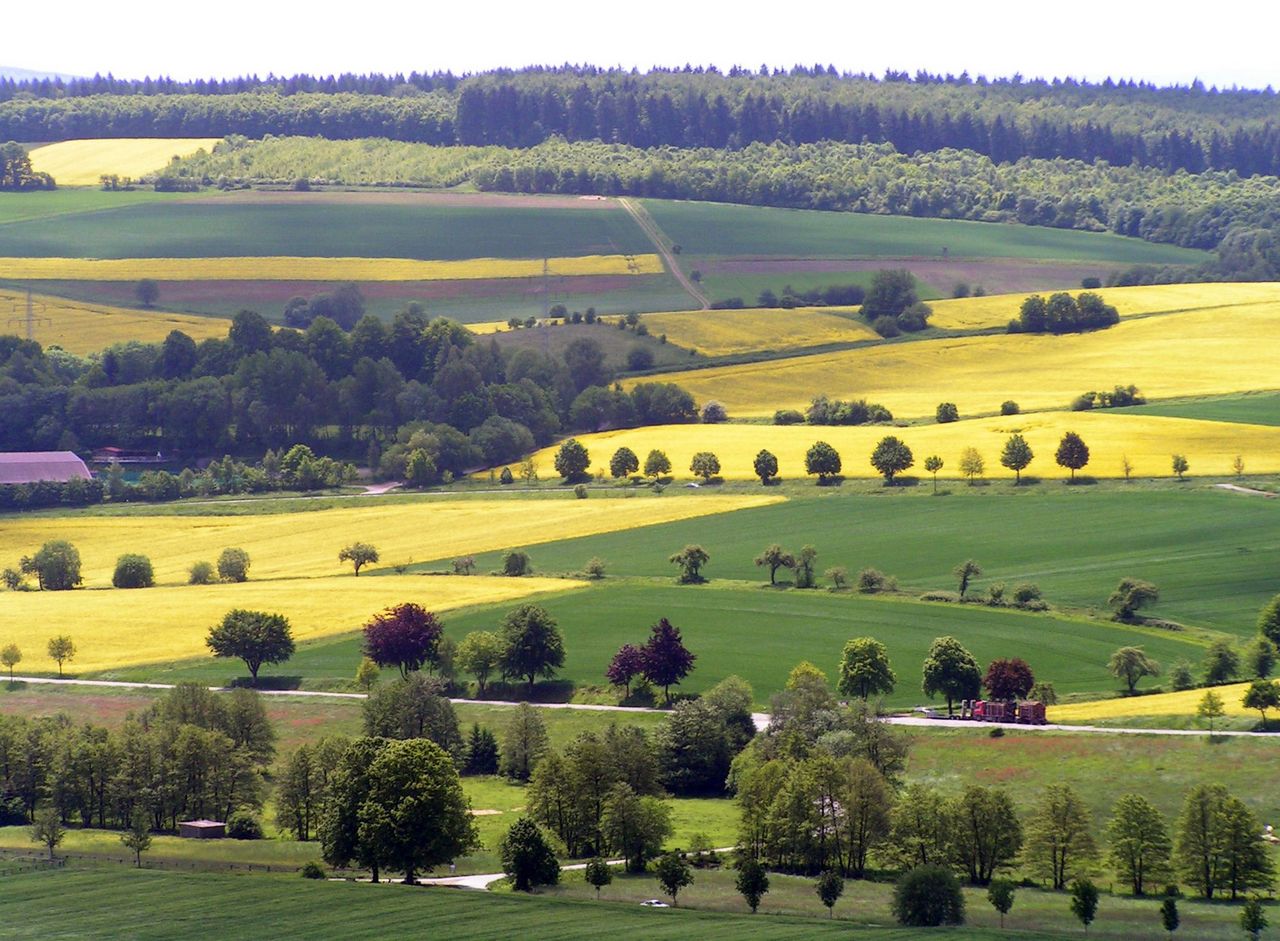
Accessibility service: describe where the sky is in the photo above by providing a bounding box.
[9,0,1280,90]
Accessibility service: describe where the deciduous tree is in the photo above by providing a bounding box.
[924,454,943,492]
[30,540,82,591]
[753,448,778,484]
[1242,679,1280,726]
[1069,879,1099,933]
[689,451,720,482]
[609,446,639,478]
[47,635,76,676]
[643,618,696,702]
[805,440,843,482]
[456,631,502,694]
[816,869,844,917]
[1026,783,1097,890]
[1106,793,1172,896]
[643,449,672,480]
[669,544,710,584]
[1000,434,1034,482]
[362,603,443,678]
[958,446,985,483]
[921,637,982,715]
[838,637,896,700]
[605,643,646,696]
[983,658,1035,701]
[338,542,379,576]
[553,438,590,481]
[654,850,693,905]
[954,559,982,598]
[1109,646,1161,693]
[1056,431,1090,480]
[870,436,913,483]
[1109,578,1159,620]
[499,816,560,891]
[2,643,22,681]
[499,603,565,695]
[754,544,795,585]
[736,857,770,912]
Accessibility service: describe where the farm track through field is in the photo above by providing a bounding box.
[11,677,1275,739]
[620,197,709,309]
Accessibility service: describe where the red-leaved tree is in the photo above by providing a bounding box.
[606,644,646,696]
[363,603,444,678]
[643,618,696,703]
[983,657,1035,701]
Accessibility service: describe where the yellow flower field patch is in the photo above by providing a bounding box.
[647,302,1280,419]
[1051,682,1257,722]
[929,282,1280,331]
[0,574,576,673]
[2,494,781,588]
[27,138,223,187]
[0,254,663,282]
[523,411,1280,481]
[640,307,878,356]
[0,288,230,354]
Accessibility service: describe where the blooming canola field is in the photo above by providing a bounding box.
[524,411,1280,481]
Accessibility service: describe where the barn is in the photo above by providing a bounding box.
[0,451,93,485]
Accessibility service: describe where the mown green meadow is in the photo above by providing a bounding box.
[1116,391,1280,427]
[448,488,1279,638]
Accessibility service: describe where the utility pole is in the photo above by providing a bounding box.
[7,287,49,341]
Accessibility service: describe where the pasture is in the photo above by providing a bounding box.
[450,488,1279,637]
[26,138,222,186]
[928,281,1280,331]
[0,288,230,354]
[645,302,1280,418]
[522,411,1280,481]
[639,307,878,355]
[122,580,1204,705]
[1115,391,1280,427]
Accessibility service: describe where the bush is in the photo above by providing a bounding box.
[773,408,805,425]
[893,864,965,927]
[500,466,514,485]
[1000,400,1020,416]
[857,568,895,593]
[935,402,959,424]
[502,550,532,577]
[226,811,263,840]
[573,484,588,499]
[112,554,155,589]
[871,315,900,338]
[1012,583,1043,607]
[701,401,728,423]
[920,590,961,603]
[1170,661,1196,691]
[188,560,216,585]
[300,861,326,879]
[626,346,654,371]
[217,547,251,583]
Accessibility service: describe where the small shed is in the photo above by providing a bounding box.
[0,451,92,485]
[178,819,226,839]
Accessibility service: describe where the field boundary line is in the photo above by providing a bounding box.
[619,198,709,309]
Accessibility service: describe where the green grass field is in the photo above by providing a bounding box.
[0,188,185,225]
[488,320,699,369]
[640,200,1209,264]
[695,270,895,307]
[103,581,1202,706]
[1115,392,1280,427]
[448,489,1279,637]
[0,195,653,260]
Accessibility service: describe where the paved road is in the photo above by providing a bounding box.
[11,677,1274,739]
[1214,483,1277,498]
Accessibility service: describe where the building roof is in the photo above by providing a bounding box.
[179,820,226,828]
[0,451,92,485]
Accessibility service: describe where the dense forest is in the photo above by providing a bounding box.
[0,305,699,473]
[8,66,1280,177]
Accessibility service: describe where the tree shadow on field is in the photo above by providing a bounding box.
[1065,475,1099,486]
[483,679,576,704]
[1014,476,1043,487]
[226,675,302,691]
[816,476,845,487]
[965,479,990,488]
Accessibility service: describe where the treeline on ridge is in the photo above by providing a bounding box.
[8,66,1280,179]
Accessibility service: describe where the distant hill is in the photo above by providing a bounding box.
[0,65,82,82]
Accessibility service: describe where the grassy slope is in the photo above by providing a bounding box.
[448,489,1278,637]
[0,868,1004,941]
[108,581,1201,706]
[0,189,182,225]
[0,196,653,260]
[1114,392,1280,427]
[487,320,698,370]
[641,199,1208,264]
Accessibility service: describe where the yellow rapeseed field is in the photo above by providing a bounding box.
[523,411,1280,481]
[1051,682,1257,722]
[639,307,878,356]
[929,282,1280,331]
[647,302,1280,419]
[27,138,222,186]
[0,575,576,673]
[0,289,230,354]
[0,254,663,282]
[2,495,780,588]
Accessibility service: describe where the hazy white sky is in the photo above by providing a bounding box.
[10,0,1280,89]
